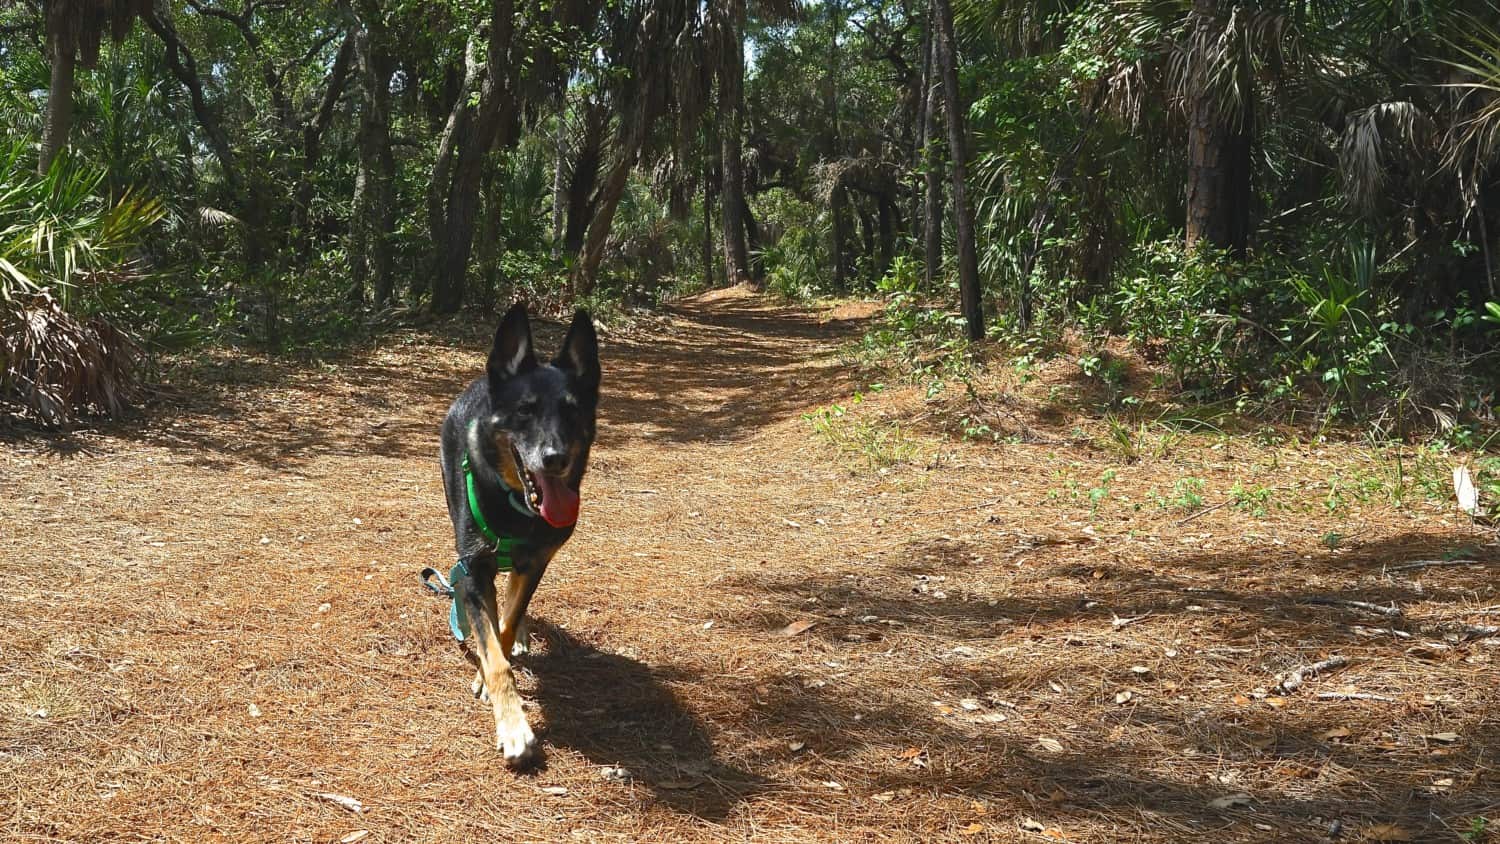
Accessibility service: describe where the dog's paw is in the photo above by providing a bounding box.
[496,716,537,766]
[509,621,531,658]
[471,672,489,703]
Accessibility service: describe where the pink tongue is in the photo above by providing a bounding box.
[534,473,580,527]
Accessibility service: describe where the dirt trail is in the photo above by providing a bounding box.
[2,291,1497,843]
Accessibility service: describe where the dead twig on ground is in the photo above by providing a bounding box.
[1298,597,1403,618]
[1274,655,1348,695]
[1175,500,1233,526]
[1384,558,1482,573]
[906,498,1005,517]
[1430,622,1500,640]
[1316,692,1394,702]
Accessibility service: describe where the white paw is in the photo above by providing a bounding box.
[496,716,537,765]
[509,619,531,657]
[471,673,489,703]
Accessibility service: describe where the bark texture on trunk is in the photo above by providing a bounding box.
[349,7,395,305]
[702,157,716,289]
[739,191,763,285]
[428,3,518,314]
[719,19,752,288]
[39,15,76,176]
[562,101,606,254]
[920,10,944,290]
[1184,0,1252,258]
[932,0,984,340]
[552,110,566,258]
[571,146,635,293]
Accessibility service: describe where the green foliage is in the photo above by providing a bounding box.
[0,146,164,306]
[1230,482,1276,517]
[803,395,920,469]
[0,143,164,424]
[755,189,829,300]
[1170,477,1206,511]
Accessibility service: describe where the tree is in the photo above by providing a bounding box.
[347,0,395,305]
[918,9,943,289]
[931,0,983,340]
[1182,0,1252,257]
[717,2,753,287]
[39,0,147,175]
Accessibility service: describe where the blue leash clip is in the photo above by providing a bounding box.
[420,561,472,643]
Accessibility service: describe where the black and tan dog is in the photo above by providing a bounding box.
[434,303,599,765]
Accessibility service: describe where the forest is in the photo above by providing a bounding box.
[4,2,1500,842]
[2,0,1499,433]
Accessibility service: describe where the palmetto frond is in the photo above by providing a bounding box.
[1438,17,1500,179]
[1338,101,1435,215]
[0,139,158,424]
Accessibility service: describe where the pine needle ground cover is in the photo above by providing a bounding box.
[1,294,1495,843]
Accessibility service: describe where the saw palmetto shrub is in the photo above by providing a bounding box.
[0,141,162,426]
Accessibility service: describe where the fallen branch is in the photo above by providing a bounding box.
[1273,655,1348,695]
[1316,692,1394,702]
[1298,597,1403,618]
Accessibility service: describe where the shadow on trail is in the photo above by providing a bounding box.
[714,531,1500,839]
[528,623,768,819]
[4,298,871,467]
[599,298,869,445]
[748,676,1497,841]
[725,532,1495,642]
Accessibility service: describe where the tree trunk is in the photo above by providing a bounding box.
[739,192,763,286]
[429,2,517,313]
[932,0,984,341]
[563,101,606,254]
[552,109,566,258]
[719,18,752,287]
[920,8,944,289]
[1184,0,1251,258]
[349,142,370,304]
[831,187,852,291]
[877,196,895,280]
[475,163,503,310]
[435,127,493,312]
[39,13,75,176]
[572,149,634,295]
[702,157,716,289]
[349,5,395,306]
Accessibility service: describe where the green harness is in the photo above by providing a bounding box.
[442,447,532,643]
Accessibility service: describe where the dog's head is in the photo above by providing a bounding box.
[484,303,599,528]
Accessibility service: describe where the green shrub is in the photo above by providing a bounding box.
[0,143,164,424]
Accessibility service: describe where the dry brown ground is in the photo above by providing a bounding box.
[2,290,1497,843]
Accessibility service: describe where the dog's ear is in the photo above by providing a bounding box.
[553,309,599,392]
[488,303,537,386]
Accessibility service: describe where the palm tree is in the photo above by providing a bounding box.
[38,0,148,175]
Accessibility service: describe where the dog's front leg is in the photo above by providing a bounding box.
[500,554,551,658]
[457,570,536,765]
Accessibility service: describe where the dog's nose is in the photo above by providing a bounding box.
[540,450,567,472]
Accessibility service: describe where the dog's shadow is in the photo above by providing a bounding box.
[523,623,766,819]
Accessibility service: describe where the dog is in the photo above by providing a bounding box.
[435,302,599,765]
